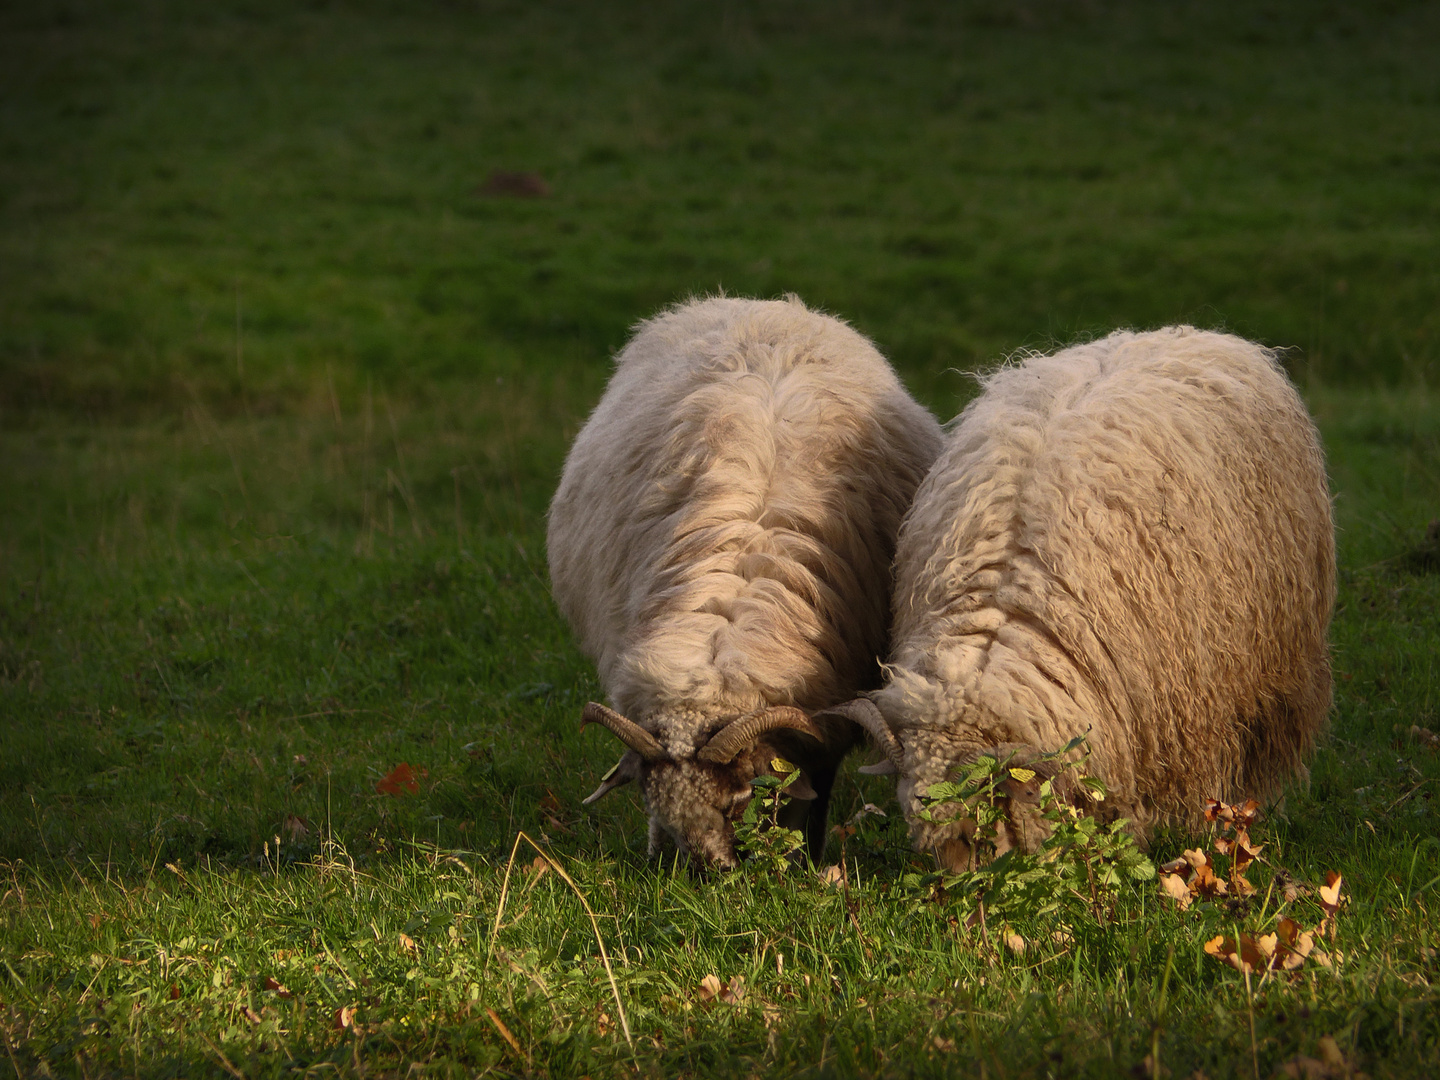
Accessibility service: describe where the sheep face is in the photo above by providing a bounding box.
[579,702,828,871]
[640,745,811,870]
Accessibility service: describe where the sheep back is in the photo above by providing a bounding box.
[877,326,1335,837]
[549,296,945,748]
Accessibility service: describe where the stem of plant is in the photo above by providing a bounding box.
[1151,942,1174,1079]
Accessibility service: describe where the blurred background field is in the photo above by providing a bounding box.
[2,1,1439,1076]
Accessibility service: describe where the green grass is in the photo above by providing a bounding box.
[2,1,1440,1076]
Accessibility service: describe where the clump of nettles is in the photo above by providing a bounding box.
[904,736,1155,927]
[733,758,807,873]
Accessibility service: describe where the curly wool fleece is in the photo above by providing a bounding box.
[874,326,1335,859]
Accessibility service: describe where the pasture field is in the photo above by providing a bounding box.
[2,1,1439,1076]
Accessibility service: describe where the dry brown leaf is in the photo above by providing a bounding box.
[1203,932,1263,975]
[819,864,844,887]
[1410,725,1440,751]
[1159,872,1193,909]
[1003,930,1026,955]
[263,976,293,999]
[931,1035,956,1052]
[376,763,423,796]
[398,932,418,957]
[282,814,311,841]
[719,975,746,1005]
[1319,871,1344,912]
[697,974,723,1003]
[333,1005,356,1031]
[169,984,180,1000]
[240,1005,263,1025]
[1277,1034,1369,1079]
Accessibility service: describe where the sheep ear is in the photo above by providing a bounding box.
[779,770,818,801]
[858,759,898,776]
[581,750,643,805]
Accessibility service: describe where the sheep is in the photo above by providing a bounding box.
[825,326,1336,872]
[547,295,944,869]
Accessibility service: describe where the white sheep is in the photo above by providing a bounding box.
[548,296,944,868]
[826,327,1336,870]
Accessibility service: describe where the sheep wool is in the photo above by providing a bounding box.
[549,295,944,867]
[873,326,1335,864]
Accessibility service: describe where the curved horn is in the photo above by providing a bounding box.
[582,751,642,805]
[814,698,903,769]
[581,702,667,763]
[697,706,825,765]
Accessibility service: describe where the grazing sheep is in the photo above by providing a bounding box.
[548,296,944,868]
[827,327,1335,871]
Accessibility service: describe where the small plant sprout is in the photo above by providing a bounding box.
[904,736,1155,929]
[733,758,808,873]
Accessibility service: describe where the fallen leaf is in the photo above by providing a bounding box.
[1203,932,1262,975]
[1319,871,1344,911]
[333,1005,356,1030]
[719,975,746,1004]
[1159,872,1193,909]
[819,864,844,887]
[169,984,180,1000]
[240,1005,263,1025]
[398,932,418,956]
[263,976,293,999]
[931,1035,956,1052]
[1410,725,1440,751]
[1003,929,1026,955]
[1276,1033,1369,1079]
[377,763,422,796]
[697,974,723,1003]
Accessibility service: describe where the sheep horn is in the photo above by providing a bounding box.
[581,751,643,805]
[580,702,668,763]
[697,706,825,765]
[814,698,903,769]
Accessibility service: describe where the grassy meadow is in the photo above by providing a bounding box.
[2,0,1440,1075]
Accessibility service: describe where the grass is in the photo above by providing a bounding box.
[2,0,1439,1076]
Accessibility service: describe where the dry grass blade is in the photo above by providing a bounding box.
[483,831,633,1048]
[485,1007,528,1065]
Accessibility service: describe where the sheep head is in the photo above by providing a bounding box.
[579,701,830,870]
[819,698,1090,873]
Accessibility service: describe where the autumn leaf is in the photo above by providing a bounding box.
[1277,1034,1370,1079]
[819,864,845,887]
[376,762,423,796]
[719,975,746,1004]
[1204,932,1264,975]
[697,974,723,1003]
[263,976,293,999]
[169,984,180,1000]
[1159,871,1192,909]
[1002,929,1026,955]
[239,1005,263,1026]
[333,1005,356,1031]
[398,932,418,956]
